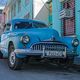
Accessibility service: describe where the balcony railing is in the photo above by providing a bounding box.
[60,8,73,19]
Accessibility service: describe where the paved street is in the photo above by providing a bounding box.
[0,59,80,80]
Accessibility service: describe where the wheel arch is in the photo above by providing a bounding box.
[8,41,14,47]
[8,41,14,52]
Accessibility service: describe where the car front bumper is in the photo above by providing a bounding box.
[14,48,67,58]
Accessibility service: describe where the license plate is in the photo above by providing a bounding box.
[45,51,66,57]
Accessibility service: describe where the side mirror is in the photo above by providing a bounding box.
[3,23,11,33]
[6,23,11,26]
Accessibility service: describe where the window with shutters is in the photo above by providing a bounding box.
[62,0,75,36]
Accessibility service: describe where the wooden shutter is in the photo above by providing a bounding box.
[63,0,75,36]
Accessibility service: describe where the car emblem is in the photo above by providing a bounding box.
[51,36,55,41]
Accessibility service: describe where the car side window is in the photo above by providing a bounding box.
[4,23,11,32]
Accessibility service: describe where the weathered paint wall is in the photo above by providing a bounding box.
[75,0,80,55]
[75,0,80,36]
[14,0,33,19]
[52,0,61,36]
[4,0,33,23]
[73,0,80,65]
[74,0,80,58]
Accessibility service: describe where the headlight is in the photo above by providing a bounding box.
[72,39,79,47]
[20,35,30,44]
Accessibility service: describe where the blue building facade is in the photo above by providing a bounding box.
[52,0,76,36]
[52,0,61,35]
[52,0,80,65]
[3,0,51,25]
[3,0,33,23]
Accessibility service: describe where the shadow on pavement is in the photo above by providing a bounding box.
[22,61,80,74]
[0,59,80,74]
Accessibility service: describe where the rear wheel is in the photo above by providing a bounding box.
[8,43,23,70]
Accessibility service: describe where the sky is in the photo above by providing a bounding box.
[33,0,48,18]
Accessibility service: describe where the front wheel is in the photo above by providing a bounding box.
[8,43,23,70]
[0,51,3,59]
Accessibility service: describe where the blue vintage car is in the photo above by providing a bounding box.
[0,19,79,70]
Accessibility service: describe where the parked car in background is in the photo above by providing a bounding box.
[0,19,79,70]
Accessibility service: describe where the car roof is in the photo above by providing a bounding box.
[8,19,46,25]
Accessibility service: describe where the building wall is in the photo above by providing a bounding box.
[52,0,76,36]
[0,8,4,35]
[75,0,80,57]
[52,0,80,64]
[52,0,61,36]
[4,0,33,23]
[75,0,80,36]
[4,0,51,25]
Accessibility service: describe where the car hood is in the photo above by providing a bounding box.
[14,28,59,48]
[14,28,59,41]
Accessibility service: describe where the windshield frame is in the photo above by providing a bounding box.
[14,21,33,29]
[32,22,48,28]
[13,21,48,30]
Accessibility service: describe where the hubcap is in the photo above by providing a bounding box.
[9,52,16,66]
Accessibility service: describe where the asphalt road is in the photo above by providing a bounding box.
[0,59,80,80]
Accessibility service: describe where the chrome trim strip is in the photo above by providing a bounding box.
[14,49,43,54]
[30,41,66,49]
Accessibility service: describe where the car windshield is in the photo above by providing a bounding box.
[33,22,48,28]
[14,22,32,29]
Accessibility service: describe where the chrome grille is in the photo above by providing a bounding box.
[31,43,66,51]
